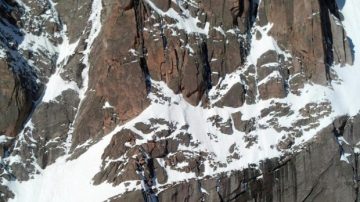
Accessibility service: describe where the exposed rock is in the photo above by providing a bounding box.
[289,73,306,95]
[72,0,150,147]
[158,179,205,202]
[0,0,359,201]
[0,184,14,202]
[343,114,360,144]
[109,190,143,202]
[134,122,152,134]
[215,83,245,108]
[260,102,292,118]
[0,59,32,137]
[152,116,359,201]
[242,65,257,104]
[53,0,92,43]
[232,111,255,134]
[258,0,353,84]
[258,75,287,100]
[102,129,141,160]
[143,139,179,158]
[208,115,233,135]
[153,159,168,184]
[256,50,279,71]
[30,90,80,168]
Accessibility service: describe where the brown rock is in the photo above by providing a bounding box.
[231,111,255,134]
[215,83,245,108]
[258,76,286,100]
[72,1,150,147]
[153,159,168,184]
[102,129,141,160]
[258,0,353,85]
[0,60,32,137]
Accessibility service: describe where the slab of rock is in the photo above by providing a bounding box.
[215,83,246,108]
[0,60,32,137]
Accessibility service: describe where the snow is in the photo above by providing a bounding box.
[257,70,282,86]
[79,0,103,100]
[0,48,6,58]
[0,135,13,144]
[340,153,351,163]
[4,0,360,200]
[42,70,79,102]
[326,0,360,117]
[56,31,80,66]
[7,126,139,202]
[42,0,103,103]
[102,101,114,109]
[213,26,226,36]
[248,23,291,65]
[248,24,276,64]
[130,81,283,176]
[41,30,80,102]
[145,0,210,36]
[201,188,209,194]
[18,33,57,56]
[338,136,349,145]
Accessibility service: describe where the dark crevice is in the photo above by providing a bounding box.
[137,146,159,202]
[318,0,340,82]
[240,1,258,65]
[355,152,359,202]
[133,0,151,92]
[347,36,355,64]
[332,117,348,156]
[159,22,167,51]
[199,40,212,91]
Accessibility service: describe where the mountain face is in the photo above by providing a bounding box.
[0,0,360,201]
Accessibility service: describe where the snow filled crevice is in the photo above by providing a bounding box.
[41,30,80,103]
[2,0,104,193]
[78,0,103,100]
[63,0,103,153]
[41,0,103,103]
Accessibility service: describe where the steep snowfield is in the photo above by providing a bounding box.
[4,0,360,201]
[7,126,139,202]
[332,0,360,116]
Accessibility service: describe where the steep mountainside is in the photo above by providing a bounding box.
[0,0,360,201]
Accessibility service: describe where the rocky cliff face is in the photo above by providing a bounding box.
[0,0,360,201]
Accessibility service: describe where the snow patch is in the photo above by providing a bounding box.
[8,127,138,202]
[79,0,103,100]
[258,70,282,86]
[145,0,209,36]
[102,101,114,109]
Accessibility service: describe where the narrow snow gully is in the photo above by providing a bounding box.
[64,0,104,153]
[135,146,159,202]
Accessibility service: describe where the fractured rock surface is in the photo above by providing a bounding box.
[0,0,359,201]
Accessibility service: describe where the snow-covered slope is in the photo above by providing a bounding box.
[1,0,360,201]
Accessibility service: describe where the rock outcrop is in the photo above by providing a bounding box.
[113,115,359,202]
[0,59,32,137]
[258,0,353,84]
[0,0,359,201]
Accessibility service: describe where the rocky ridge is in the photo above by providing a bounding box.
[0,0,359,201]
